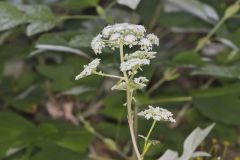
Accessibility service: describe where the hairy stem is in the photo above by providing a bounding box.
[119,43,141,159]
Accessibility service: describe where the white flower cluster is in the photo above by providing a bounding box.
[120,58,150,72]
[91,23,159,54]
[133,77,149,89]
[138,105,176,123]
[75,58,100,80]
[124,51,157,60]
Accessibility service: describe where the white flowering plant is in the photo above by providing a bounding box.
[75,23,176,160]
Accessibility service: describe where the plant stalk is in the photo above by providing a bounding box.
[119,43,141,159]
[140,120,157,160]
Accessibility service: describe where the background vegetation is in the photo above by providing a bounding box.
[0,0,240,159]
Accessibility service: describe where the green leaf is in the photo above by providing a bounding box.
[163,0,219,23]
[102,92,126,120]
[23,5,58,36]
[136,0,159,24]
[117,0,141,10]
[0,111,34,134]
[0,111,34,158]
[37,65,75,91]
[158,12,208,28]
[36,34,69,46]
[49,122,93,153]
[192,84,240,124]
[0,2,25,31]
[69,35,94,48]
[172,51,204,67]
[59,0,99,10]
[224,1,240,18]
[191,65,240,79]
[55,129,93,153]
[30,145,86,160]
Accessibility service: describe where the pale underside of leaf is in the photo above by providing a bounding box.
[31,44,91,59]
[117,0,141,10]
[163,0,219,23]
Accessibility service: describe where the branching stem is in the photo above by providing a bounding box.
[119,43,141,159]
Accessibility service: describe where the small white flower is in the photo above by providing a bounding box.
[110,33,121,41]
[139,38,152,51]
[120,58,150,72]
[125,51,157,60]
[75,58,101,80]
[90,23,159,53]
[147,34,159,46]
[134,77,149,89]
[115,24,125,33]
[135,25,146,34]
[124,34,137,47]
[138,105,176,123]
[102,25,113,38]
[91,34,105,54]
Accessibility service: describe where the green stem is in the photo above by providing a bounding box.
[147,78,166,95]
[94,71,123,79]
[195,0,240,52]
[140,120,157,160]
[148,96,192,105]
[144,120,157,149]
[60,15,100,21]
[119,43,140,159]
[120,44,129,82]
[194,17,226,52]
[105,0,117,11]
[78,115,128,160]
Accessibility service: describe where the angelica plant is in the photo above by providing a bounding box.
[75,23,175,160]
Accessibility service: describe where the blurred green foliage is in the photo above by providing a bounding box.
[0,0,240,159]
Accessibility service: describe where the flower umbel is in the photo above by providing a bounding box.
[90,23,159,54]
[138,105,176,123]
[75,58,100,80]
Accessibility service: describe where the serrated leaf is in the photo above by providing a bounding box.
[0,2,25,31]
